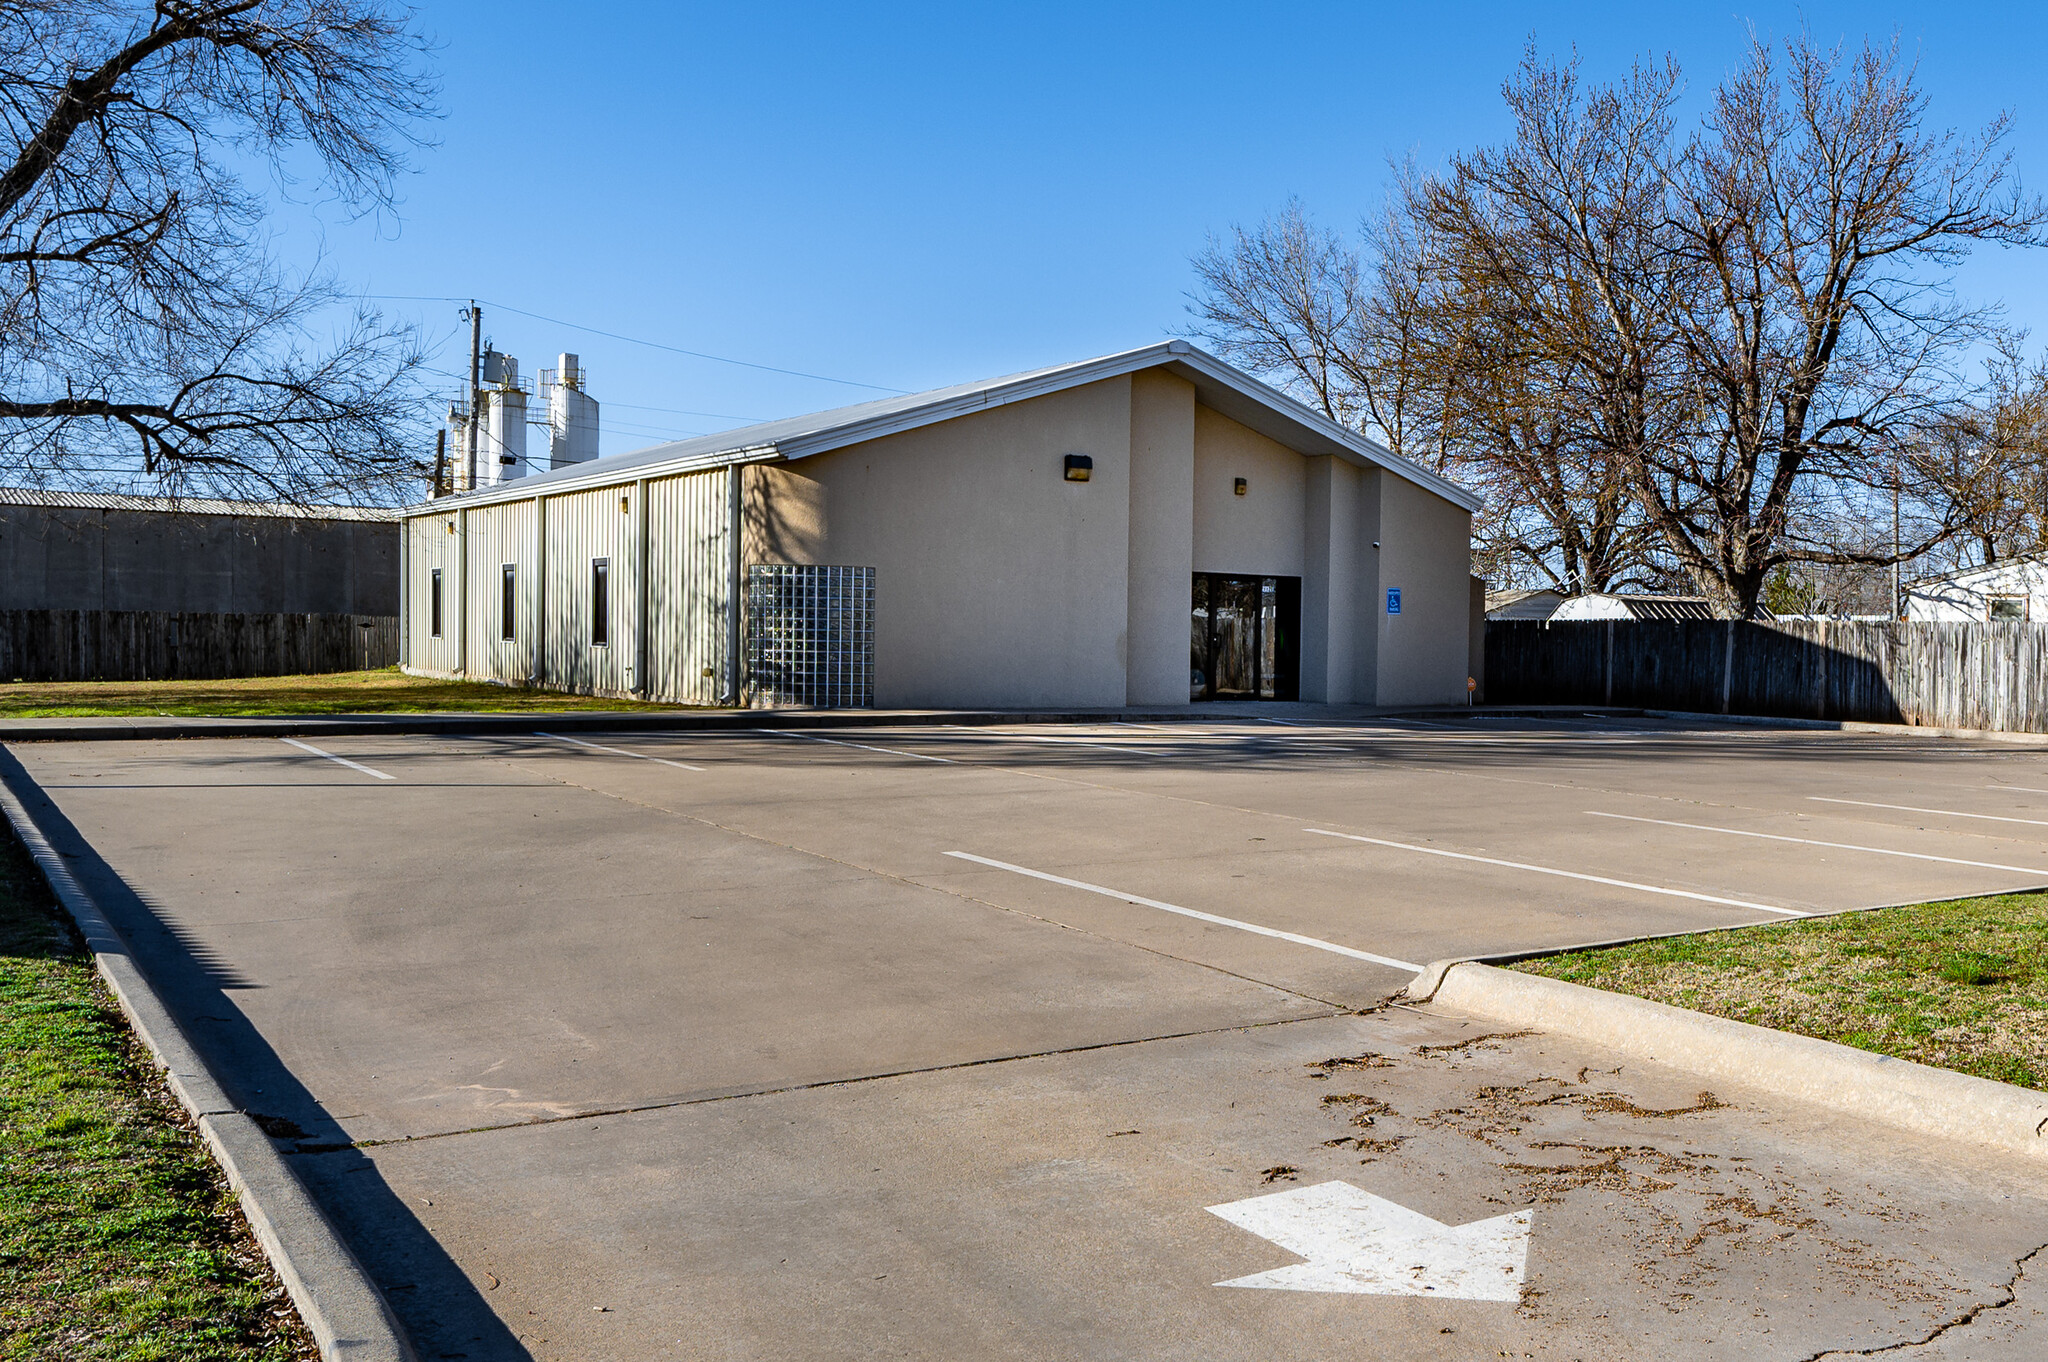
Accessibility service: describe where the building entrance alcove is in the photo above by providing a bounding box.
[1191,573,1300,701]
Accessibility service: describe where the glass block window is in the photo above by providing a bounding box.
[746,564,875,707]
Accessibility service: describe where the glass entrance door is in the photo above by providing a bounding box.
[1191,573,1301,701]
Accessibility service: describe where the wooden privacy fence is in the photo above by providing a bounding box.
[1486,620,2048,733]
[0,611,399,682]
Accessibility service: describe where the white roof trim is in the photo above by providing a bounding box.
[407,341,1482,515]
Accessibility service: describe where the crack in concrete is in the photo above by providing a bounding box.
[1798,1242,2048,1360]
[289,1009,1346,1154]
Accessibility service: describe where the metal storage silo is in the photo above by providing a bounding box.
[547,353,600,469]
[478,351,528,487]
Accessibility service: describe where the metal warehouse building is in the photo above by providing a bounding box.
[399,342,1480,708]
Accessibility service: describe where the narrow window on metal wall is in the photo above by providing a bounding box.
[501,564,517,641]
[591,558,610,646]
[429,568,444,638]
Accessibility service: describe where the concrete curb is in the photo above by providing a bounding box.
[1405,960,2048,1162]
[1644,708,2048,746]
[0,767,417,1361]
[0,703,1640,744]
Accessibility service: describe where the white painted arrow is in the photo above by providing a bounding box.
[1207,1181,1531,1301]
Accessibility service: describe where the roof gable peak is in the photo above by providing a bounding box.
[415,341,1480,515]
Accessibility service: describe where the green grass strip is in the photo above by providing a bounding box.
[0,823,310,1358]
[1515,891,2048,1091]
[0,667,707,718]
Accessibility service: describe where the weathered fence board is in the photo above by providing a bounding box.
[0,611,398,682]
[1486,620,2048,733]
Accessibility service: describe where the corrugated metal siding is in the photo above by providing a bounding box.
[405,512,463,675]
[0,486,397,520]
[544,486,639,696]
[646,469,729,703]
[402,470,730,702]
[463,499,536,683]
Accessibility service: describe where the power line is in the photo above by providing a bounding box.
[605,422,714,441]
[415,364,759,424]
[606,399,764,423]
[364,294,907,394]
[415,367,715,444]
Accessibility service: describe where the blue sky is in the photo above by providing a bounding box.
[299,2,2048,457]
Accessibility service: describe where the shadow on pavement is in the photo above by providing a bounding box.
[0,746,529,1362]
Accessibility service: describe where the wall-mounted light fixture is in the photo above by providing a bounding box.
[1064,454,1093,482]
[1234,477,1248,497]
[619,495,631,514]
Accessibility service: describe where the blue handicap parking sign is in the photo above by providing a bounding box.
[1386,588,1402,615]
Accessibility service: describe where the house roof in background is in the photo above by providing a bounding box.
[1616,596,1720,620]
[409,341,1484,515]
[1903,554,2048,590]
[1548,592,1726,622]
[0,487,397,522]
[1486,587,1558,606]
[1485,587,1565,619]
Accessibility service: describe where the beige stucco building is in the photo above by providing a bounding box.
[399,342,1480,708]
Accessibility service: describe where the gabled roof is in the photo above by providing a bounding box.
[410,341,1482,514]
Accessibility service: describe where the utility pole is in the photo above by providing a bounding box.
[431,427,447,498]
[464,300,482,493]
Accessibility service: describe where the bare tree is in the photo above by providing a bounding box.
[1648,36,2039,613]
[1409,145,1668,596]
[1416,36,2047,616]
[1187,189,1667,593]
[1909,340,2048,571]
[1427,317,1659,593]
[0,0,436,502]
[1187,197,1440,456]
[1391,53,1692,595]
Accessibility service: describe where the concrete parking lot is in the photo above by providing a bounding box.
[11,713,2048,1359]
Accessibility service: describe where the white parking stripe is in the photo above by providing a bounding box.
[1810,796,2048,828]
[1988,785,2048,796]
[533,731,706,772]
[279,738,394,781]
[1586,811,2048,876]
[1304,828,1807,917]
[942,725,1157,756]
[943,851,1421,971]
[950,723,1664,750]
[759,728,956,763]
